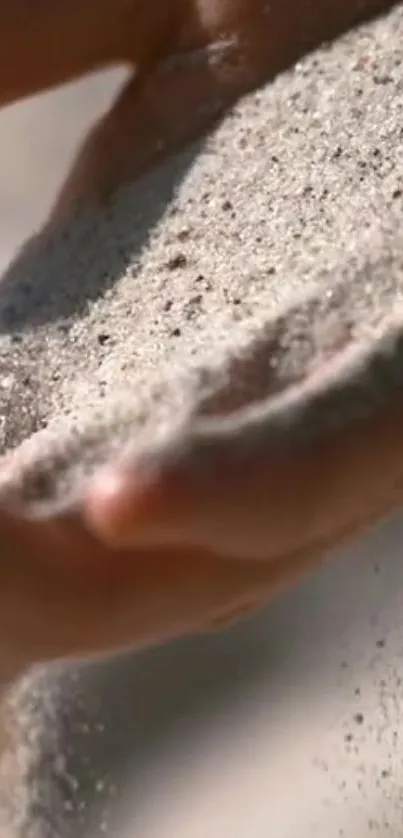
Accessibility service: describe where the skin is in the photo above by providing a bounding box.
[0,0,392,216]
[0,0,398,681]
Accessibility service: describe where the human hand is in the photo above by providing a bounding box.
[0,369,400,680]
[0,0,396,679]
[0,0,390,216]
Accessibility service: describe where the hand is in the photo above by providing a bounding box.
[0,504,319,680]
[0,0,388,216]
[0,0,394,679]
[1,375,400,679]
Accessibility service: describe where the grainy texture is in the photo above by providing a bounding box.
[1,3,403,837]
[0,4,403,508]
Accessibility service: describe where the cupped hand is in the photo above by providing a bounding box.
[1,383,399,679]
[0,501,320,681]
[0,0,394,678]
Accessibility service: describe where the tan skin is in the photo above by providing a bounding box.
[0,0,397,681]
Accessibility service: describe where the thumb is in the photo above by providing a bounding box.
[84,386,403,562]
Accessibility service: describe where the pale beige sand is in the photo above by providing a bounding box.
[0,4,403,837]
[0,5,403,516]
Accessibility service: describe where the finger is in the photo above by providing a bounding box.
[84,392,403,562]
[0,0,392,111]
[50,0,287,212]
[0,0,183,109]
[0,505,312,676]
[48,0,392,216]
[0,0,115,107]
[49,38,262,219]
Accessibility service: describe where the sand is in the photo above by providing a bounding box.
[0,3,403,516]
[0,2,403,836]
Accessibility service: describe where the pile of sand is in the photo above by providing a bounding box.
[0,4,402,517]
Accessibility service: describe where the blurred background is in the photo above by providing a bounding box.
[1,71,402,838]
